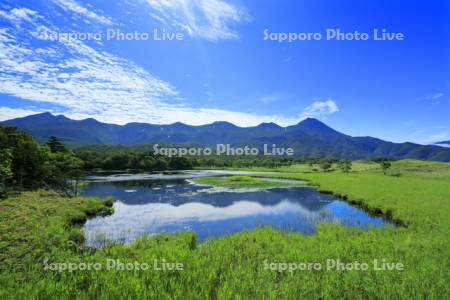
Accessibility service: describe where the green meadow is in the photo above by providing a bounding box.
[1,160,449,299]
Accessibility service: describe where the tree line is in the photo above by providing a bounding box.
[75,145,300,171]
[0,126,394,197]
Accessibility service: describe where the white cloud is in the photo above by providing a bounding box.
[0,17,178,125]
[145,0,248,41]
[0,7,338,127]
[51,0,113,25]
[0,7,37,24]
[0,107,44,121]
[300,99,339,119]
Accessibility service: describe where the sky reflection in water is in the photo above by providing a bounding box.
[82,174,390,247]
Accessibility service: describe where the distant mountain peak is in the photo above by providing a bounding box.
[168,122,191,128]
[35,112,54,117]
[80,117,100,124]
[4,111,67,124]
[298,117,326,126]
[210,121,239,129]
[212,121,234,125]
[32,112,72,120]
[23,111,55,120]
[290,117,339,134]
[257,122,282,129]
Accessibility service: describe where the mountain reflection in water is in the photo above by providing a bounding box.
[82,174,390,247]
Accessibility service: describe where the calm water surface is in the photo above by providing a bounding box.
[81,171,390,247]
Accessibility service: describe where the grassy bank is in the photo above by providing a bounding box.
[1,160,449,299]
[0,191,113,273]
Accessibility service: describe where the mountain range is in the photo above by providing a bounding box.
[2,112,450,161]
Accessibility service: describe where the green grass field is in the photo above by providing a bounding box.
[1,160,449,299]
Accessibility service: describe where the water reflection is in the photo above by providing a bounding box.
[82,175,390,247]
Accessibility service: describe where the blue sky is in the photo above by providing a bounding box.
[0,0,449,143]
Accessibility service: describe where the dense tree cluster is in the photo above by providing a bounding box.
[74,145,304,171]
[0,127,83,196]
[75,145,193,171]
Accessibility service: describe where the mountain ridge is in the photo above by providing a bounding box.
[2,112,450,162]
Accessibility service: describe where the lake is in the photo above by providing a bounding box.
[81,171,390,247]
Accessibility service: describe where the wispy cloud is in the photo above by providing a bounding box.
[424,92,444,100]
[0,8,36,24]
[0,6,178,124]
[300,99,339,119]
[51,0,113,25]
[0,5,337,127]
[423,92,445,104]
[145,0,249,41]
